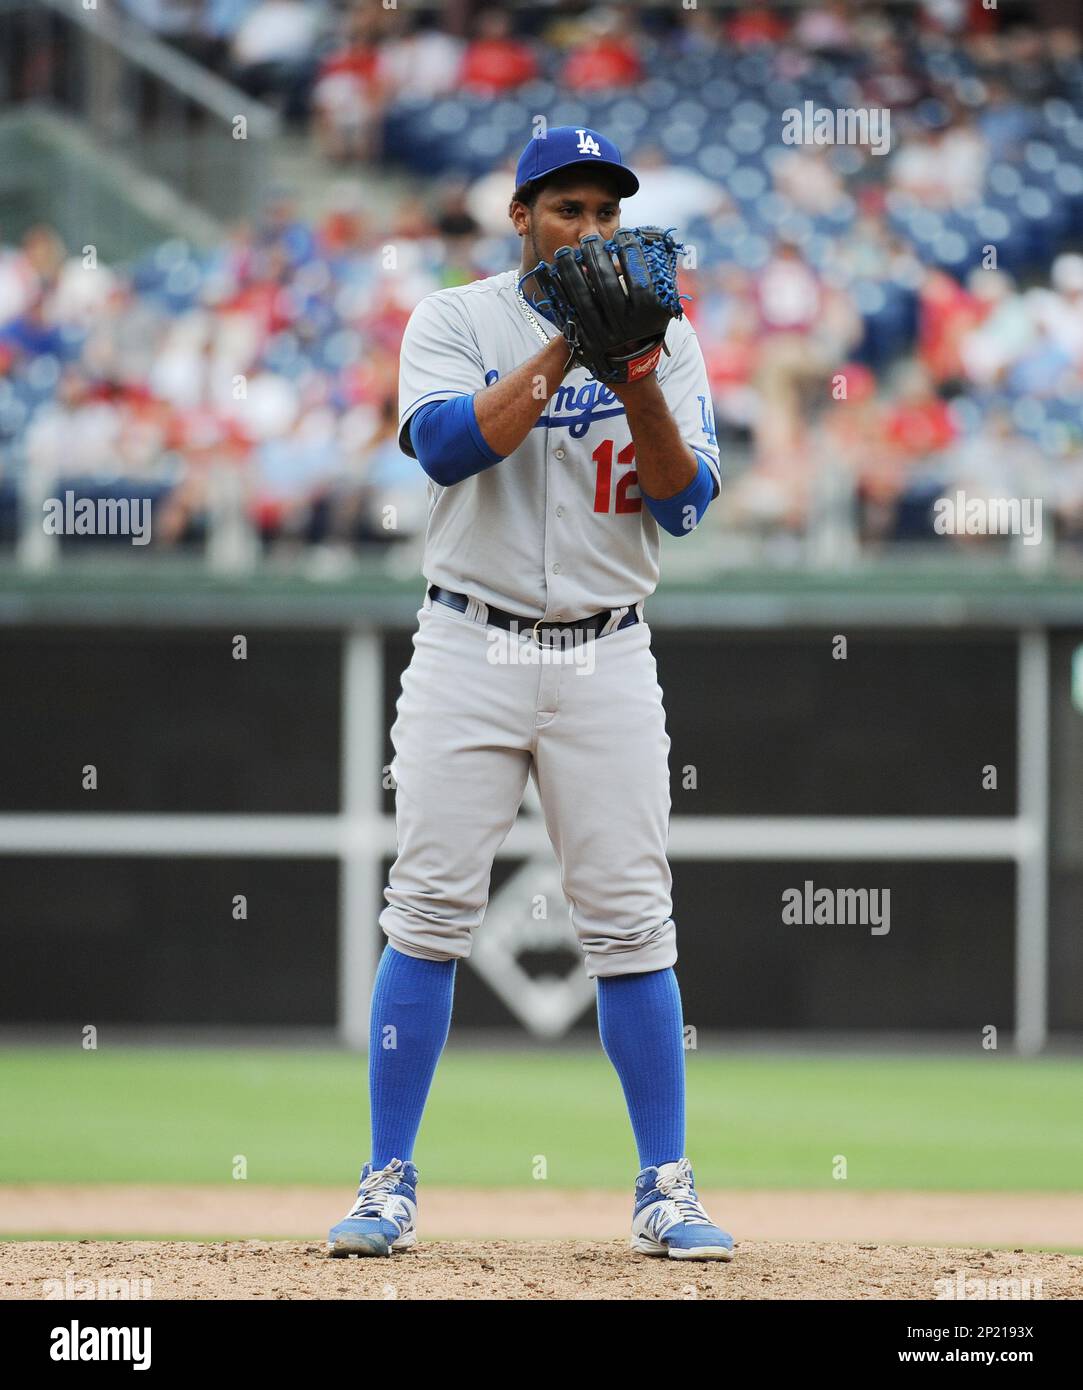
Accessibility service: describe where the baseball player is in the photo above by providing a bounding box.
[329,127,732,1263]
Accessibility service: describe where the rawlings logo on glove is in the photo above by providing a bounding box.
[527,226,686,386]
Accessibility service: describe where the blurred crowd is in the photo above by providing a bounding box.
[2,1,1083,557]
[114,1,1074,152]
[0,202,428,553]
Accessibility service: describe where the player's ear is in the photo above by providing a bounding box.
[509,199,529,237]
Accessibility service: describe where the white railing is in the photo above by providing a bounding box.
[0,628,1051,1052]
[2,0,279,221]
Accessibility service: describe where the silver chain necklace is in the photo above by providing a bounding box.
[515,277,577,378]
[515,285,552,345]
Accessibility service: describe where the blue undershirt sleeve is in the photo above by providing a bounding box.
[640,454,716,537]
[407,394,504,486]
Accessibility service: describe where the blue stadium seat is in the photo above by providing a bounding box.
[700,78,740,111]
[729,166,769,205]
[696,143,738,181]
[638,78,680,111]
[728,122,767,156]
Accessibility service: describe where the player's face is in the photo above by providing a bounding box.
[516,179,623,269]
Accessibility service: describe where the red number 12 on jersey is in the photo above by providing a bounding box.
[592,440,642,514]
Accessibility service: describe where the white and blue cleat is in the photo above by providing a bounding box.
[327,1157,419,1258]
[631,1157,734,1261]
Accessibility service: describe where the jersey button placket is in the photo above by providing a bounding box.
[550,443,570,594]
[543,426,565,618]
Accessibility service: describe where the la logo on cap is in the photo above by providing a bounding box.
[575,129,602,156]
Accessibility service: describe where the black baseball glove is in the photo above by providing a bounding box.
[529,226,686,385]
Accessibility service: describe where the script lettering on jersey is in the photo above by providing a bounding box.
[548,379,624,437]
[547,380,627,438]
[484,369,627,440]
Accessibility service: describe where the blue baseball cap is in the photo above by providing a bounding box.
[514,125,639,199]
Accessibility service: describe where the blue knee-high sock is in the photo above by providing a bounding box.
[368,944,456,1169]
[597,968,685,1171]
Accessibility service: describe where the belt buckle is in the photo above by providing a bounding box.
[532,617,569,647]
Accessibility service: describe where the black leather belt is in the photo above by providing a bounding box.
[428,585,640,643]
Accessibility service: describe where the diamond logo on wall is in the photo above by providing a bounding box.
[471,857,595,1038]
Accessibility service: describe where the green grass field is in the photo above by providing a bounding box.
[3,1046,1081,1192]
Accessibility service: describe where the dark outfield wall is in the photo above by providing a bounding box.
[1,625,1075,1032]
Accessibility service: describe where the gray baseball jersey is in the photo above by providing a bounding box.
[397,269,721,621]
[380,264,720,981]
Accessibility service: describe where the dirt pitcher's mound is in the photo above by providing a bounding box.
[4,1239,1080,1300]
[4,1185,1083,1249]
